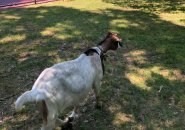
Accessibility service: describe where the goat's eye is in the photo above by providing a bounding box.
[113,41,119,44]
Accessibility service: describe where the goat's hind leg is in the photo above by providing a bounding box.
[41,101,57,130]
[61,106,79,130]
[68,106,79,122]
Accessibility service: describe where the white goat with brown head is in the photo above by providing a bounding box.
[15,32,122,130]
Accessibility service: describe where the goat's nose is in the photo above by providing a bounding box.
[118,42,123,47]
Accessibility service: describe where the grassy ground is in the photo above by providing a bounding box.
[0,0,185,129]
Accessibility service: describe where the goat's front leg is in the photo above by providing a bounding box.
[68,106,79,122]
[93,81,102,109]
[56,106,79,126]
[60,106,79,129]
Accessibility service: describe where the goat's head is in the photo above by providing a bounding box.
[98,32,122,53]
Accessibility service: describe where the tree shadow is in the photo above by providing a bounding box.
[75,72,185,130]
[0,3,185,129]
[103,0,185,12]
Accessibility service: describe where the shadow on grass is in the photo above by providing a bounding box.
[103,0,185,12]
[0,3,185,130]
[75,72,185,130]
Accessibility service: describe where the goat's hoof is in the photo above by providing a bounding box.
[68,117,74,122]
[95,103,103,109]
[61,122,73,130]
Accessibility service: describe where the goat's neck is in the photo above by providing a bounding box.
[98,38,111,53]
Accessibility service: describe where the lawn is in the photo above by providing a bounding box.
[0,0,185,129]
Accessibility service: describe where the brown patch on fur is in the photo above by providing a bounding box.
[41,100,48,124]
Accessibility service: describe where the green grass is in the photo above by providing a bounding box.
[0,0,185,129]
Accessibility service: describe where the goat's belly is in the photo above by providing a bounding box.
[74,87,91,101]
[69,86,91,104]
[64,76,94,94]
[56,87,91,113]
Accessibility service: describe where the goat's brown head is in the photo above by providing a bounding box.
[98,32,122,53]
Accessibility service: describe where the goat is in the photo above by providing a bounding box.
[15,32,122,130]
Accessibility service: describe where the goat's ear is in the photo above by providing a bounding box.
[107,32,113,37]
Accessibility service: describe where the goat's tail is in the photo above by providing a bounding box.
[15,90,45,111]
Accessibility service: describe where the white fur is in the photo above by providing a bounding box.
[15,47,103,130]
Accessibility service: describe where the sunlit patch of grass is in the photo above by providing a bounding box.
[0,14,21,20]
[126,65,184,91]
[51,54,65,63]
[57,0,117,11]
[151,66,185,81]
[159,12,185,27]
[124,50,150,89]
[126,69,151,90]
[15,26,25,31]
[12,114,29,122]
[36,15,44,19]
[125,49,185,92]
[39,9,48,13]
[41,23,82,40]
[0,34,26,44]
[17,51,37,62]
[112,112,134,125]
[111,19,129,28]
[41,28,56,36]
[29,0,118,11]
[126,50,147,64]
[0,114,28,130]
[108,103,121,113]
